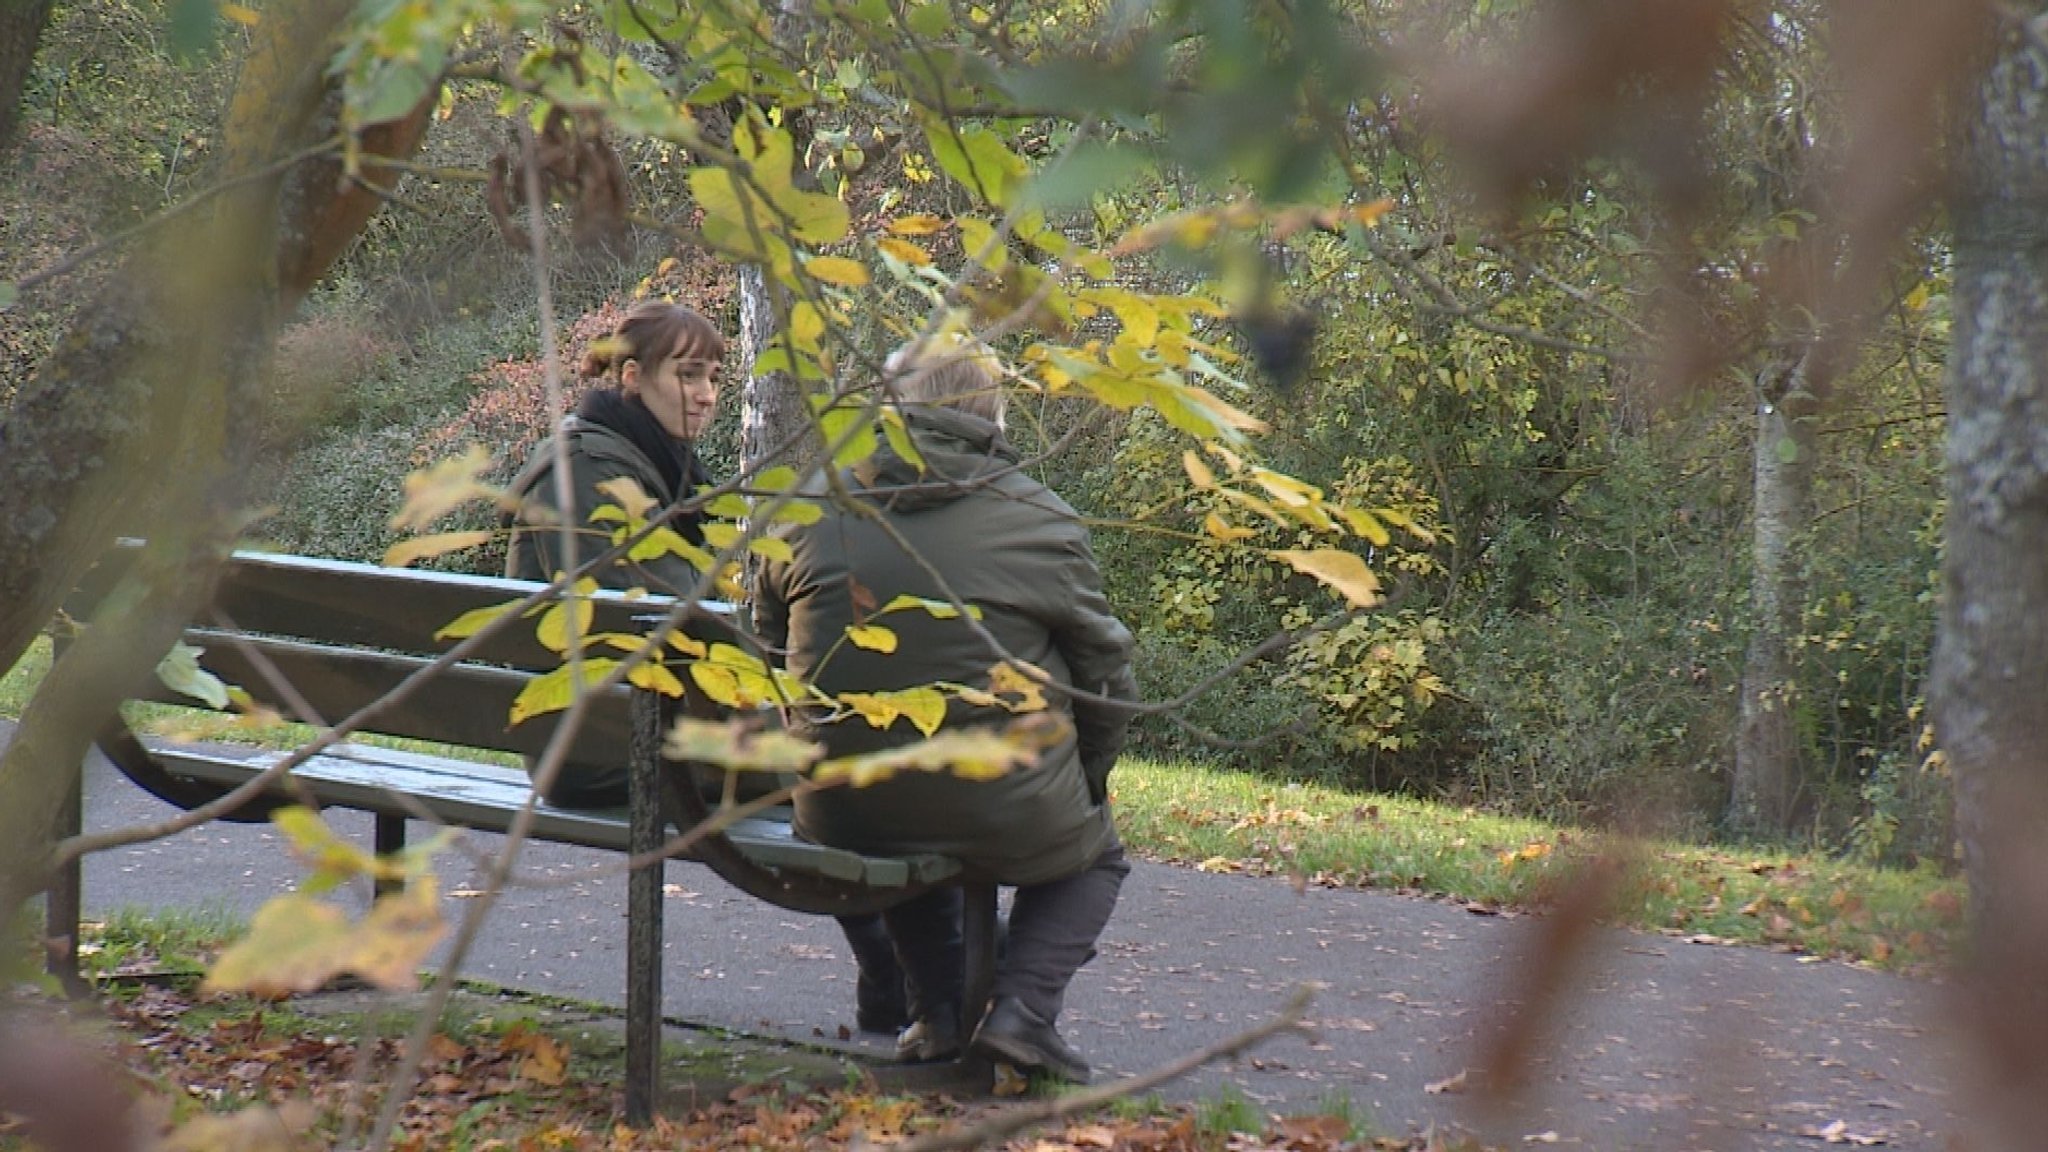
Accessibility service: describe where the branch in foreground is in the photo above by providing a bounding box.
[888,987,1314,1152]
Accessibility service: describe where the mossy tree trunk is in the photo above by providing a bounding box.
[0,0,432,918]
[1934,13,2048,1148]
[0,0,55,150]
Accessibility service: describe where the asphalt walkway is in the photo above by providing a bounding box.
[29,726,1966,1149]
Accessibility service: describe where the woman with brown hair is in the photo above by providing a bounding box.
[503,299,912,1036]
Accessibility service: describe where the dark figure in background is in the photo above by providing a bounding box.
[503,299,910,1035]
[757,334,1139,1083]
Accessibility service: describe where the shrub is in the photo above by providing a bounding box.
[1449,600,1738,837]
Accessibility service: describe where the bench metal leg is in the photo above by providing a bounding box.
[46,758,85,996]
[373,813,406,898]
[625,691,666,1126]
[961,882,999,1035]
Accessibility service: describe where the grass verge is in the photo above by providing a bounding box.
[5,637,1963,970]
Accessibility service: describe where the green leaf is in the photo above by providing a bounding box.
[748,535,795,562]
[1775,436,1802,465]
[157,642,230,709]
[924,123,1026,207]
[0,282,17,311]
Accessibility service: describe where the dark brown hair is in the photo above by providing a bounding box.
[578,300,725,379]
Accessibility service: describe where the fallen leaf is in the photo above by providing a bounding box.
[1424,1069,1468,1095]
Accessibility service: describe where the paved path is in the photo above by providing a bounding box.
[41,725,1964,1149]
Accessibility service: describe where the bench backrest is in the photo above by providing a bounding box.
[70,544,736,764]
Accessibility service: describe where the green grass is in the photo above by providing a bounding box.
[5,636,1963,970]
[1111,757,1964,970]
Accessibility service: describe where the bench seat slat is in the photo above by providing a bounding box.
[148,744,957,888]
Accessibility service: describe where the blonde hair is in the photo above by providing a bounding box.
[884,333,1007,427]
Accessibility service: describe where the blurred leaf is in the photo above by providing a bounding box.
[204,883,445,996]
[595,476,657,520]
[157,642,230,709]
[385,529,492,567]
[665,716,822,773]
[167,0,217,60]
[805,255,870,286]
[812,713,1068,786]
[391,446,497,531]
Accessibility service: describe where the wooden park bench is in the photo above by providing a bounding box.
[48,545,1000,1123]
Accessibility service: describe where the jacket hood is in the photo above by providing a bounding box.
[851,405,1019,512]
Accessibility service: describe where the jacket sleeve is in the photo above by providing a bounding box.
[1052,528,1138,803]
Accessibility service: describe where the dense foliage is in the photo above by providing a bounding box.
[0,0,1951,861]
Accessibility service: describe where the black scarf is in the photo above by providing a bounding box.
[574,387,714,543]
[575,387,711,505]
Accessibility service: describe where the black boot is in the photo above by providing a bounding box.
[856,965,910,1034]
[839,913,910,1034]
[970,995,1090,1084]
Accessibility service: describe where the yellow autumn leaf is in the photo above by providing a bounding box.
[1273,548,1383,607]
[889,213,948,235]
[510,659,620,724]
[987,661,1048,711]
[204,882,446,996]
[218,2,260,23]
[811,714,1065,787]
[433,598,522,641]
[535,598,595,654]
[626,660,685,697]
[805,255,871,286]
[839,692,903,729]
[1183,450,1216,489]
[877,236,934,266]
[596,476,658,520]
[664,716,823,774]
[390,446,498,531]
[847,624,899,653]
[1203,512,1258,542]
[1351,197,1395,228]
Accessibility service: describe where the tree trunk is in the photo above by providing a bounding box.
[0,0,426,919]
[737,263,821,474]
[1731,352,1818,836]
[0,0,55,150]
[1933,15,2048,1149]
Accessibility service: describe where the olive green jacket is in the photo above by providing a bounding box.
[503,416,710,596]
[504,416,712,807]
[756,406,1138,884]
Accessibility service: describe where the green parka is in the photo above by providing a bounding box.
[504,407,714,807]
[503,414,712,595]
[756,406,1138,885]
